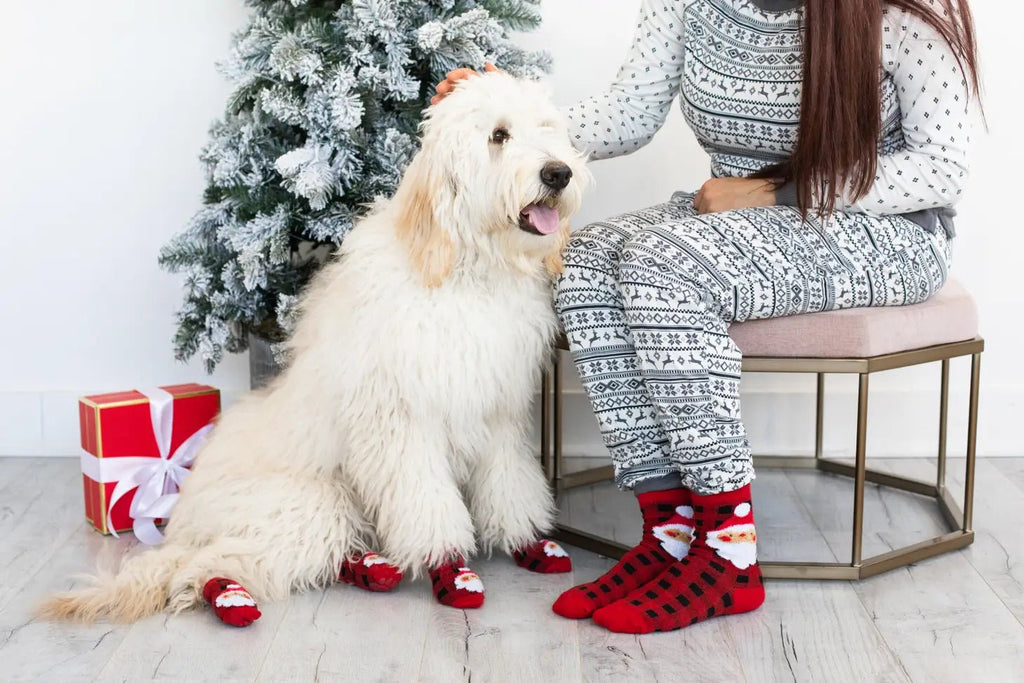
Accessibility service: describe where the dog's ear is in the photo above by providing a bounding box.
[544,223,572,278]
[394,154,456,288]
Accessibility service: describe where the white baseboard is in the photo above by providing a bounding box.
[1,385,1019,458]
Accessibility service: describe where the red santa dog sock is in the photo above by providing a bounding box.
[429,557,485,609]
[552,488,692,619]
[339,552,404,592]
[202,577,262,627]
[513,539,572,574]
[592,484,765,634]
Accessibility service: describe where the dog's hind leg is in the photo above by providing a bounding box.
[467,419,568,572]
[163,474,370,624]
[164,538,258,616]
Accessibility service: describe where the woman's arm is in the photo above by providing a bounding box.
[564,0,688,160]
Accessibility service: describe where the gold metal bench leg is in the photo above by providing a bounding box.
[540,359,551,480]
[553,350,563,489]
[815,373,825,461]
[937,359,950,489]
[964,352,981,532]
[852,373,869,566]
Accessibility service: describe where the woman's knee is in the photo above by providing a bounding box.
[555,223,627,309]
[560,221,632,269]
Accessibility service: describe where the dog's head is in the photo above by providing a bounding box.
[393,71,590,287]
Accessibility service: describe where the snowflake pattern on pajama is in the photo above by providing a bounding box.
[556,194,951,494]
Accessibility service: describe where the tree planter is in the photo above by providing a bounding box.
[248,334,282,390]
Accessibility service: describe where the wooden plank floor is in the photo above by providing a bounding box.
[2,456,1024,682]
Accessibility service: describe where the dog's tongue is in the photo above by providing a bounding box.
[522,203,560,235]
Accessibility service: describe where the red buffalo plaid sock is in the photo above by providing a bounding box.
[551,488,691,619]
[203,577,262,628]
[429,557,485,609]
[513,539,572,574]
[339,552,404,592]
[592,484,765,634]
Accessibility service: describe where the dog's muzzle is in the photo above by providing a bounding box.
[519,162,573,236]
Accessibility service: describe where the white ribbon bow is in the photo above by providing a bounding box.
[80,387,212,545]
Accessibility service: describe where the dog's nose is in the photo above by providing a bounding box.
[540,162,572,191]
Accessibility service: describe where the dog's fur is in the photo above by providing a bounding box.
[41,72,589,623]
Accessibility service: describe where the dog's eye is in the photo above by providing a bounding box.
[490,127,511,145]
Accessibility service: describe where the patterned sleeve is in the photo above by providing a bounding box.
[839,6,973,214]
[562,0,688,160]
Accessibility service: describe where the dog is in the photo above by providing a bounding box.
[41,71,590,623]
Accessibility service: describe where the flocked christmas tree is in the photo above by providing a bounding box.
[160,0,549,371]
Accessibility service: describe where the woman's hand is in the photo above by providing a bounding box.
[693,177,777,215]
[430,63,499,106]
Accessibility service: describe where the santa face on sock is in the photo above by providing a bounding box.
[652,505,695,560]
[361,552,391,567]
[214,584,258,608]
[705,502,757,570]
[542,540,568,558]
[454,568,484,593]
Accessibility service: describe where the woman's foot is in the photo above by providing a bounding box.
[430,557,485,609]
[513,539,572,574]
[551,488,692,619]
[339,552,404,592]
[592,484,764,633]
[203,577,262,627]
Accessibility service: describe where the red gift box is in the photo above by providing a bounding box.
[78,383,220,542]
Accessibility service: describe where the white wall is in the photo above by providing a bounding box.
[0,1,1020,459]
[0,1,253,454]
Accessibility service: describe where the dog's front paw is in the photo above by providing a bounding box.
[430,557,485,609]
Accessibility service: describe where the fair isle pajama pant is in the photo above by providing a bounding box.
[554,191,951,495]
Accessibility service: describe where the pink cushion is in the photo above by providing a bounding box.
[729,278,978,358]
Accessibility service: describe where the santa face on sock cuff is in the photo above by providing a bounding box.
[652,505,695,560]
[705,502,757,570]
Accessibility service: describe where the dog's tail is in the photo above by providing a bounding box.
[38,543,188,623]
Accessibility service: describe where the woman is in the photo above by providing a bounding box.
[435,0,980,634]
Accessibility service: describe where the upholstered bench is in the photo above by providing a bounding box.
[541,279,983,580]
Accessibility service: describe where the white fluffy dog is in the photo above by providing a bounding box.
[43,71,589,623]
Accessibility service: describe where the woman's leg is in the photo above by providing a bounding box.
[591,206,950,632]
[555,194,700,490]
[552,196,702,619]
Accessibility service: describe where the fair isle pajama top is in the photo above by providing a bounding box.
[555,0,971,494]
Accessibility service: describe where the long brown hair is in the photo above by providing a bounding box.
[767,0,981,215]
